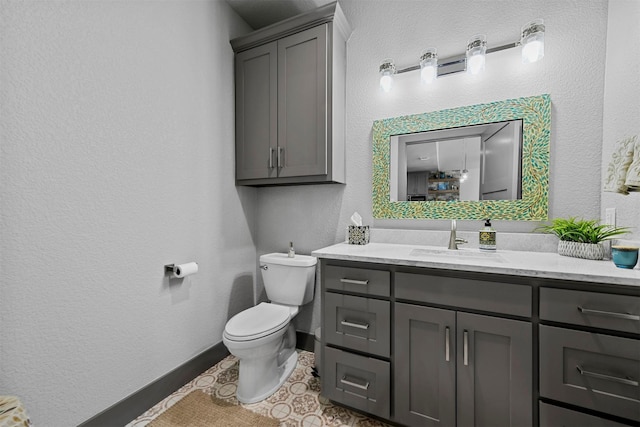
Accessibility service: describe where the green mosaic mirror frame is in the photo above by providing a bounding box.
[372,94,551,220]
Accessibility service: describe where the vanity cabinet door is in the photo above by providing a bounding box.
[394,303,456,427]
[457,312,533,427]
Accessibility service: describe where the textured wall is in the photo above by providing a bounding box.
[255,0,610,335]
[0,1,254,425]
[601,0,640,240]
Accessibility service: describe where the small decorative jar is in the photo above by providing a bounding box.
[611,246,639,269]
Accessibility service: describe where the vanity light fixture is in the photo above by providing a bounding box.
[420,48,438,84]
[460,140,469,182]
[521,19,545,63]
[466,34,487,75]
[378,19,545,91]
[379,59,396,92]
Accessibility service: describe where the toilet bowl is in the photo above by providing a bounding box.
[222,253,317,403]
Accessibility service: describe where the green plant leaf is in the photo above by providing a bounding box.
[534,217,631,243]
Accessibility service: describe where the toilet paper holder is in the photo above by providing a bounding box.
[164,262,199,278]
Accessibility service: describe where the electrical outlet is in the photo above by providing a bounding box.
[605,208,616,227]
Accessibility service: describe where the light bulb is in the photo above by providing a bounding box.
[379,59,396,92]
[420,48,438,84]
[467,55,485,75]
[521,19,545,64]
[380,74,393,92]
[466,34,487,75]
[420,65,436,84]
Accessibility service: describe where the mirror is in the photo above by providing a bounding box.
[373,94,550,220]
[391,120,523,202]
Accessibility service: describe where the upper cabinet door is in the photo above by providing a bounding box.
[277,24,328,178]
[235,42,278,180]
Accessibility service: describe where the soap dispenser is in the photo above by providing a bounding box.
[288,241,295,258]
[479,219,496,251]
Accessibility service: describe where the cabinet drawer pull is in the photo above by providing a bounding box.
[340,278,369,286]
[576,365,639,387]
[340,375,370,390]
[463,330,469,366]
[445,326,450,362]
[577,306,640,321]
[268,147,275,169]
[341,320,369,330]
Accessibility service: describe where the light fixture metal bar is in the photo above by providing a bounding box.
[395,40,520,78]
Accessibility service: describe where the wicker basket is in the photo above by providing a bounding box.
[557,241,605,260]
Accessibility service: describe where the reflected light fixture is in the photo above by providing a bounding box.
[460,140,468,182]
[379,59,396,92]
[377,19,545,91]
[466,34,487,75]
[521,19,545,63]
[420,48,438,84]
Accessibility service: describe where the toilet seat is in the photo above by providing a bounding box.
[224,303,290,342]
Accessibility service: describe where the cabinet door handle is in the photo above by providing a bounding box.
[463,330,469,366]
[277,147,284,168]
[576,365,639,387]
[577,306,640,321]
[445,326,450,362]
[341,320,369,330]
[268,147,275,169]
[340,375,370,390]
[340,278,369,286]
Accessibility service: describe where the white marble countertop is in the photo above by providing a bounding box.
[311,242,640,287]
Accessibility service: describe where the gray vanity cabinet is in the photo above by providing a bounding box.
[394,304,532,427]
[316,250,639,427]
[231,3,350,186]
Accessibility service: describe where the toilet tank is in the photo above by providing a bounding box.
[260,253,317,306]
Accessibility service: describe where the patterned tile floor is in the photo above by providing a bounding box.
[127,351,390,427]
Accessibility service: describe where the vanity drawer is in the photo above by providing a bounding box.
[395,272,531,318]
[540,325,640,422]
[324,292,390,357]
[539,402,630,427]
[324,265,390,297]
[540,288,640,334]
[322,346,390,419]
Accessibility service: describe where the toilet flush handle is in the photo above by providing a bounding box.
[260,265,268,270]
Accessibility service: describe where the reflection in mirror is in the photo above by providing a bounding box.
[390,120,523,202]
[372,94,551,221]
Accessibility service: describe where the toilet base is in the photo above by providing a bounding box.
[236,350,298,404]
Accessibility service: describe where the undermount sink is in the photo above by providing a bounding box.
[410,247,505,263]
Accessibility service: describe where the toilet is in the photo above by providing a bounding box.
[222,252,317,403]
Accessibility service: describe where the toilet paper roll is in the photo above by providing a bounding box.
[173,262,198,278]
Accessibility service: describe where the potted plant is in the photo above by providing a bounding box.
[536,217,631,260]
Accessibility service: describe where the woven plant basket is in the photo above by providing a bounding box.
[557,241,605,260]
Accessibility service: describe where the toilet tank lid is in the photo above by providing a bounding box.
[260,253,317,267]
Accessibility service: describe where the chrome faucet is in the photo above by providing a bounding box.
[448,219,468,250]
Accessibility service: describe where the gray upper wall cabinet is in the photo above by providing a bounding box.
[231,2,351,186]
